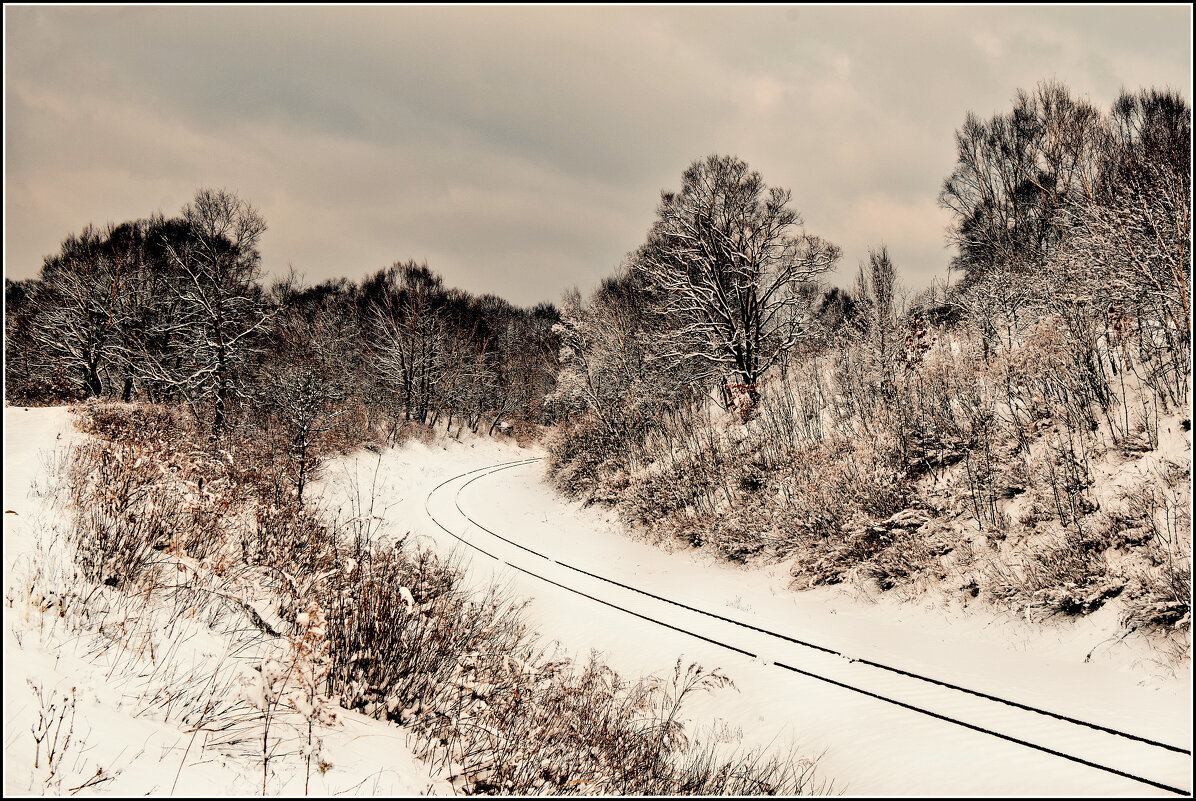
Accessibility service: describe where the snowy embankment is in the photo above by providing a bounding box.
[3,406,441,796]
[317,432,1192,796]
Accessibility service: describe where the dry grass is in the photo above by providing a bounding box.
[547,307,1190,644]
[62,401,824,795]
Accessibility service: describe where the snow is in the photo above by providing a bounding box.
[316,429,1192,796]
[6,405,1188,796]
[3,406,444,797]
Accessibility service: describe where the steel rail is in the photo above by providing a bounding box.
[423,457,1191,796]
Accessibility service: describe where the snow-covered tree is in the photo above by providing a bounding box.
[1048,88,1191,402]
[27,226,124,398]
[367,262,450,428]
[153,189,270,437]
[853,246,900,358]
[259,300,353,499]
[550,270,699,479]
[632,155,840,406]
[939,81,1104,287]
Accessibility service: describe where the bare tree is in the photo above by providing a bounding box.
[1048,88,1192,403]
[633,155,840,407]
[17,216,195,404]
[550,271,698,473]
[27,227,124,398]
[854,246,898,359]
[472,297,558,436]
[4,278,63,403]
[939,81,1104,286]
[260,302,351,500]
[368,262,450,432]
[154,189,270,438]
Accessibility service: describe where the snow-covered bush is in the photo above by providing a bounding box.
[66,439,175,588]
[1115,463,1192,632]
[983,531,1119,618]
[234,599,340,794]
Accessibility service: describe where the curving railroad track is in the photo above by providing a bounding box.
[424,457,1192,796]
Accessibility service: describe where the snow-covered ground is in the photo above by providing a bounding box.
[317,432,1193,796]
[3,406,443,797]
[6,407,1189,796]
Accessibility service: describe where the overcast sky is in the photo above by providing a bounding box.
[4,5,1191,307]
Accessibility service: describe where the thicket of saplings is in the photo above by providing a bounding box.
[56,400,819,795]
[547,84,1191,634]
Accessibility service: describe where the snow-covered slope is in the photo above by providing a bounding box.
[3,406,442,796]
[8,405,1187,796]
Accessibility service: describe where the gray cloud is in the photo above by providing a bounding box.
[5,5,1191,306]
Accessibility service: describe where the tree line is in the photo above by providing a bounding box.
[5,189,560,497]
[6,80,1190,519]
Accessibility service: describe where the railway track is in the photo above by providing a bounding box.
[424,457,1192,796]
